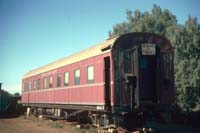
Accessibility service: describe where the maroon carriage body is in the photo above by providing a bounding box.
[22,32,174,114]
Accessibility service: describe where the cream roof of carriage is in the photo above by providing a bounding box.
[23,36,118,79]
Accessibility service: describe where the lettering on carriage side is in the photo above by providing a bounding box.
[142,43,156,55]
[96,106,105,110]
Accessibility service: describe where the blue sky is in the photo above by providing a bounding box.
[0,0,199,94]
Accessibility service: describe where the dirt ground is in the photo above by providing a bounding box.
[1,115,200,133]
[0,115,95,133]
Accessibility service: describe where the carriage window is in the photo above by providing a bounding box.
[49,76,53,88]
[29,81,31,91]
[124,51,132,73]
[57,74,61,87]
[23,83,25,91]
[74,69,80,85]
[87,66,94,83]
[64,72,69,86]
[24,82,29,91]
[37,79,40,90]
[162,52,173,85]
[43,77,47,89]
[33,80,37,90]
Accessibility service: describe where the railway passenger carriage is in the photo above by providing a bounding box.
[22,32,174,127]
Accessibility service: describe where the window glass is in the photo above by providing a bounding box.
[123,51,132,73]
[29,81,31,90]
[162,52,173,85]
[49,76,53,88]
[23,82,25,91]
[24,82,29,91]
[64,72,69,86]
[87,66,94,83]
[43,77,47,89]
[74,69,80,85]
[38,79,40,89]
[57,74,61,87]
[33,80,37,90]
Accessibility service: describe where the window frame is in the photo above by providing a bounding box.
[123,51,133,74]
[23,82,25,91]
[64,72,69,86]
[43,77,47,89]
[74,69,80,85]
[33,80,37,90]
[87,65,94,83]
[24,82,29,91]
[49,76,53,88]
[162,52,173,86]
[29,81,32,90]
[57,73,61,87]
[37,79,40,90]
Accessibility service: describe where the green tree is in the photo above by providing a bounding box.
[174,16,200,111]
[109,5,177,37]
[14,92,20,96]
[109,4,200,111]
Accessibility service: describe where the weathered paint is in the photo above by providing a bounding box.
[111,33,174,111]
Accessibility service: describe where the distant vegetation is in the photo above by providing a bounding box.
[0,88,22,114]
[109,4,200,112]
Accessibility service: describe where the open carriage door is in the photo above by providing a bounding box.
[104,57,111,111]
[138,44,158,104]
